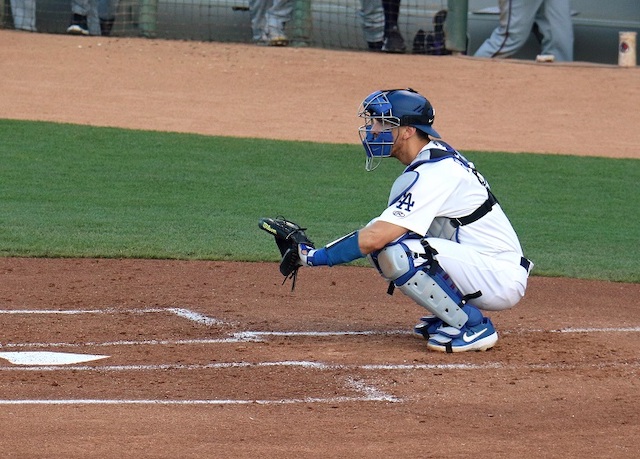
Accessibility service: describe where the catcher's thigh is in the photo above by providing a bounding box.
[423,238,528,311]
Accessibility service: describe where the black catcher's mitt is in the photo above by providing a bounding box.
[259,217,315,290]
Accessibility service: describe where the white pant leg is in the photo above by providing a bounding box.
[265,0,294,36]
[10,0,36,31]
[87,0,101,35]
[474,0,544,58]
[359,0,385,44]
[421,238,529,312]
[535,0,574,61]
[249,0,269,40]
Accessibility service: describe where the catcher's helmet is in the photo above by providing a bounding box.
[358,88,441,171]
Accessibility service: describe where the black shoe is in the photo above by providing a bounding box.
[413,10,453,56]
[368,41,384,52]
[100,18,115,36]
[412,29,426,54]
[382,27,406,53]
[433,9,447,33]
[428,10,451,55]
[66,14,89,35]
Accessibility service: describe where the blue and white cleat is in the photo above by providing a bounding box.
[413,315,443,339]
[427,317,498,353]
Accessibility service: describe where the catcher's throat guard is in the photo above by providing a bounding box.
[259,217,315,290]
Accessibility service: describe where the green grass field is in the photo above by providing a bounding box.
[1,119,638,282]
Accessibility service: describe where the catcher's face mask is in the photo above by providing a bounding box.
[359,88,442,171]
[358,90,400,171]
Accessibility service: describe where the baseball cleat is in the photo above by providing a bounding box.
[413,315,443,339]
[67,24,89,35]
[426,317,498,353]
[382,27,406,53]
[254,30,289,47]
[268,36,289,46]
[67,14,89,35]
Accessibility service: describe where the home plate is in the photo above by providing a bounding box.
[0,352,109,366]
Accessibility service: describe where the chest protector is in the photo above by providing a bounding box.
[388,142,498,240]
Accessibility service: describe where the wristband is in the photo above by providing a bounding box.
[313,231,364,267]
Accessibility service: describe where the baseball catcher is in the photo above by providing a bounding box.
[260,89,533,354]
[258,217,314,290]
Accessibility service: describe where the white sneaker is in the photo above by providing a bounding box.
[67,14,89,35]
[427,317,498,353]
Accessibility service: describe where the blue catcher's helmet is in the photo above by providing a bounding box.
[358,88,441,171]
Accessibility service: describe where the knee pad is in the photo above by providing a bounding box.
[373,241,469,329]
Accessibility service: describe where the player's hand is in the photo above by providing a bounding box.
[298,243,317,266]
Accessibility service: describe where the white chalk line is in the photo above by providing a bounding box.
[1,309,638,407]
[1,359,637,373]
[557,327,640,333]
[2,308,638,340]
[0,308,160,315]
[2,358,637,406]
[2,326,639,351]
[166,308,225,326]
[0,372,400,406]
[0,308,401,405]
[233,328,640,337]
[0,337,260,350]
[0,307,227,326]
[0,360,483,372]
[0,396,398,406]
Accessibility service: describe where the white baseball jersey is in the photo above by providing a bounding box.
[376,140,530,311]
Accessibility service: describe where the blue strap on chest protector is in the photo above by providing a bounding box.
[407,145,500,227]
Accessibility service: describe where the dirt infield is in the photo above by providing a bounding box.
[2,30,639,158]
[0,30,639,458]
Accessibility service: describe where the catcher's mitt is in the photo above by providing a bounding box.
[259,217,315,290]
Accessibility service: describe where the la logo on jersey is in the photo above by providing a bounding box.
[395,192,415,216]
